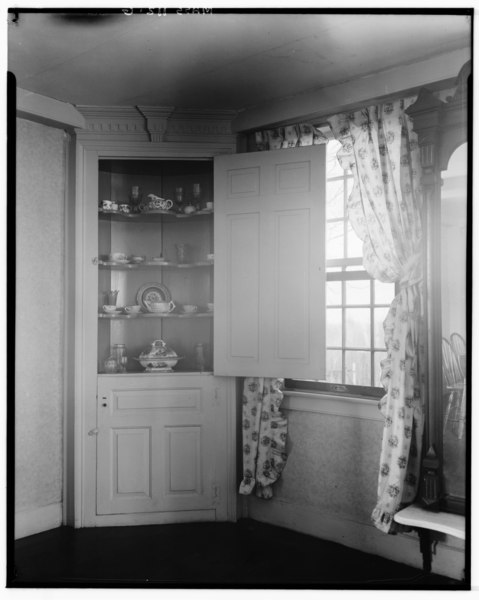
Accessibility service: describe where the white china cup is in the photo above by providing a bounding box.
[125,305,142,314]
[183,304,198,313]
[110,252,128,262]
[102,200,113,210]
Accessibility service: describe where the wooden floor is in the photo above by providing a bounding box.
[9,519,466,589]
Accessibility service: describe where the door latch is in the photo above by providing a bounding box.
[88,428,99,436]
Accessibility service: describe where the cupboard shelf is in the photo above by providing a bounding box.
[99,312,213,319]
[98,260,213,269]
[98,209,213,222]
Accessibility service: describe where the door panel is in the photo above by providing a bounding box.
[214,145,326,378]
[96,375,221,516]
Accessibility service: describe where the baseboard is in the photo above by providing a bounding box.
[15,503,63,540]
[247,496,465,581]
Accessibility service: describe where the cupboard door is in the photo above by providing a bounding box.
[96,375,221,516]
[214,145,326,379]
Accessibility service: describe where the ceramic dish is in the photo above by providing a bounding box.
[136,282,172,310]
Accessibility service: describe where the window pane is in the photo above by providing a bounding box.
[347,222,363,258]
[326,220,345,260]
[345,280,370,305]
[326,308,342,347]
[345,351,371,386]
[326,180,345,219]
[326,281,342,306]
[374,351,387,387]
[326,140,344,178]
[345,308,370,347]
[326,349,343,383]
[373,307,389,349]
[374,280,395,305]
[346,175,354,196]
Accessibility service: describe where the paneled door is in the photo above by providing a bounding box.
[96,374,228,519]
[214,145,326,379]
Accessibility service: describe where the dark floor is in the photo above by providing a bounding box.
[9,519,466,589]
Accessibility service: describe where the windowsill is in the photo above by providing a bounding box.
[282,389,383,421]
[394,504,466,540]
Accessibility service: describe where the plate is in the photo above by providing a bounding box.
[136,282,172,310]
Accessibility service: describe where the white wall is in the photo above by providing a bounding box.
[15,118,66,538]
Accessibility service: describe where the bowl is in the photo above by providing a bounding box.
[125,305,142,314]
[103,305,118,313]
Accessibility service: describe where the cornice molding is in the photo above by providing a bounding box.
[75,105,238,144]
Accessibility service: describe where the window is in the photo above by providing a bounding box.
[287,139,395,396]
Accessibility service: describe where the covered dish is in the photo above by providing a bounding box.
[135,339,181,372]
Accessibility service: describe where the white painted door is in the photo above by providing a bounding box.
[214,145,326,379]
[96,374,229,519]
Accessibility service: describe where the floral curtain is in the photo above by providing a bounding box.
[239,377,288,499]
[252,123,328,151]
[328,98,425,533]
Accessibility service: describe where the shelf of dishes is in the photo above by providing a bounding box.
[96,252,214,267]
[98,208,213,220]
[99,192,213,218]
[99,311,213,319]
[98,260,213,269]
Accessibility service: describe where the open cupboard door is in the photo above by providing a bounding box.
[214,145,326,379]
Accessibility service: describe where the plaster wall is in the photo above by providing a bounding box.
[244,393,465,581]
[15,118,66,532]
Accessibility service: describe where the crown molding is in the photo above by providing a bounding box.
[75,105,238,144]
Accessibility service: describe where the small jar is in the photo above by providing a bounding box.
[113,344,127,373]
[104,356,118,374]
[194,343,205,372]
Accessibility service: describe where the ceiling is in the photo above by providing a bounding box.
[8,11,471,114]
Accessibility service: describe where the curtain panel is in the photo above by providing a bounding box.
[328,98,426,533]
[251,123,328,151]
[239,378,288,499]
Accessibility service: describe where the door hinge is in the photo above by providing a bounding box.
[213,387,220,407]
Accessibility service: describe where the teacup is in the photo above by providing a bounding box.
[145,300,176,313]
[125,305,142,314]
[119,203,131,214]
[103,305,118,313]
[205,201,213,210]
[182,304,198,314]
[207,303,214,312]
[130,255,145,263]
[110,252,128,262]
[101,199,112,210]
[183,204,196,215]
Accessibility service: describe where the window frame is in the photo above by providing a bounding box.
[286,138,394,399]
